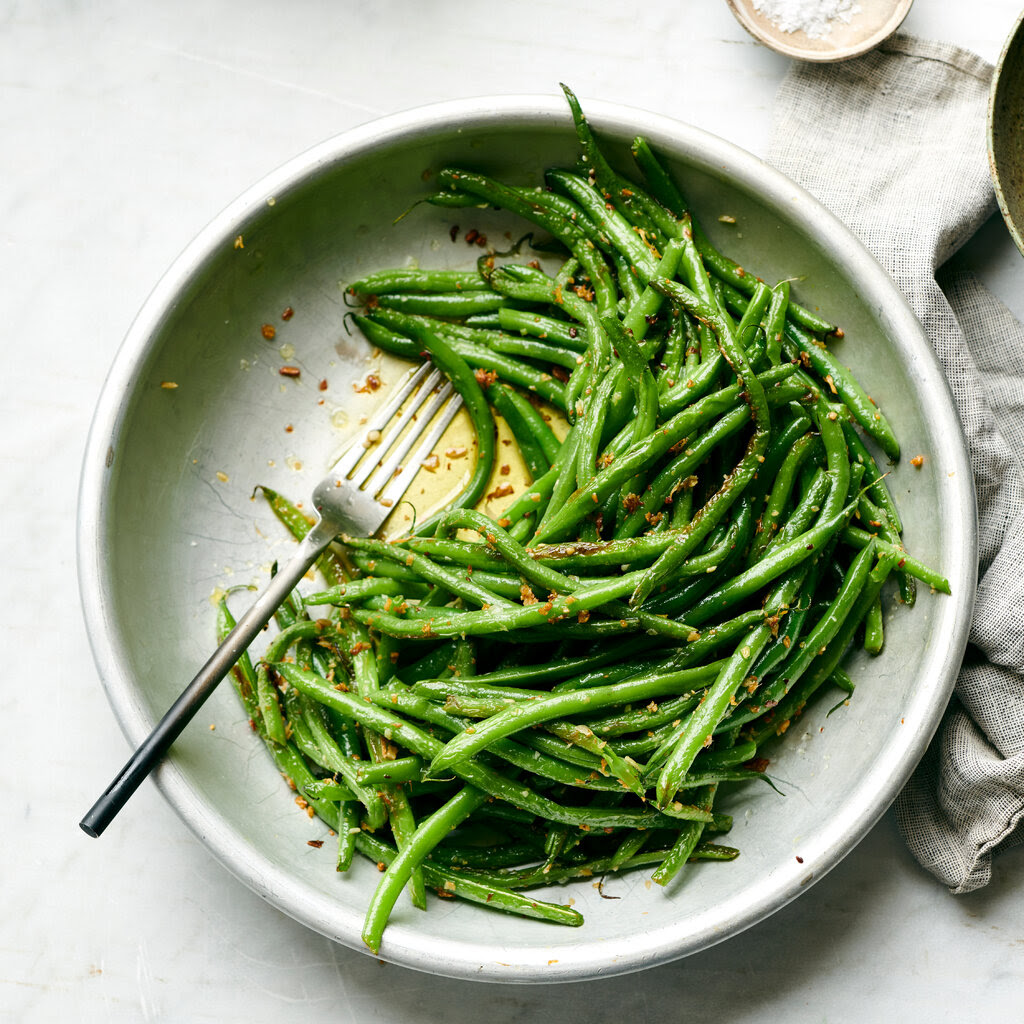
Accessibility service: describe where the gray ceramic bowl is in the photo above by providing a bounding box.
[78,96,975,983]
[989,8,1024,258]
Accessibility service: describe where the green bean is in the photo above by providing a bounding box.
[362,785,489,950]
[348,268,488,295]
[840,526,949,592]
[764,281,789,366]
[654,624,775,806]
[840,418,903,533]
[354,756,426,786]
[863,595,885,655]
[492,382,562,464]
[497,308,589,352]
[372,291,526,317]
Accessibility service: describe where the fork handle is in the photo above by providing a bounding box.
[79,520,335,838]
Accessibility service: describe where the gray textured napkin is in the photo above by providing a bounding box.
[769,34,1024,893]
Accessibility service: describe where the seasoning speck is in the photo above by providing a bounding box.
[160,381,178,389]
[261,323,276,340]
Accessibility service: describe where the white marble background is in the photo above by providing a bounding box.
[4,1,1023,1020]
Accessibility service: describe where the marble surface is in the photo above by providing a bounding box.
[4,1,1023,1020]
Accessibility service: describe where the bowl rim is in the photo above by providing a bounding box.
[77,92,977,983]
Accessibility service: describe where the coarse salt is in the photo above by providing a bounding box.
[752,0,861,40]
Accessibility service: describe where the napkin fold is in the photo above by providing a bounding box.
[769,35,1024,893]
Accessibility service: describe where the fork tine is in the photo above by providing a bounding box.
[348,368,445,488]
[361,379,455,490]
[374,391,463,509]
[331,361,435,479]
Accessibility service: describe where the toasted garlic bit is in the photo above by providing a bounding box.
[215,471,229,483]
[160,381,178,389]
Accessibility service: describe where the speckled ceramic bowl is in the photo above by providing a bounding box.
[989,8,1024,257]
[78,95,975,983]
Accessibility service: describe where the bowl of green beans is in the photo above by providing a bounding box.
[79,89,976,982]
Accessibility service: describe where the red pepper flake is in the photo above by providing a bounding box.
[261,323,277,340]
[464,228,480,245]
[279,365,300,377]
[307,839,324,848]
[500,464,510,475]
[795,855,804,864]
[353,373,382,393]
[318,379,328,391]
[282,306,294,321]
[284,424,294,433]
[910,455,925,468]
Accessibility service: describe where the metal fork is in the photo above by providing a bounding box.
[80,362,462,837]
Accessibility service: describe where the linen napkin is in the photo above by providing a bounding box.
[768,34,1024,893]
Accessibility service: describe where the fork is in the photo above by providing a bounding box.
[80,361,462,837]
